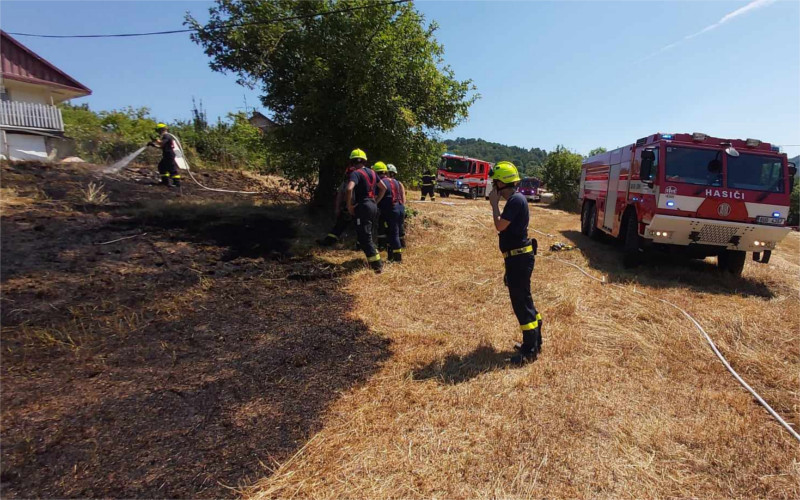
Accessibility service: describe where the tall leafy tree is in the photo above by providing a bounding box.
[187,0,477,204]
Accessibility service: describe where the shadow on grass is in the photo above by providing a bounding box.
[410,344,522,385]
[559,229,775,299]
[1,195,390,497]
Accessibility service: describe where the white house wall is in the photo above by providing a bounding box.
[4,81,51,104]
[3,132,48,160]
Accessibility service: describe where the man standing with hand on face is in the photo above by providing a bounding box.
[488,161,543,365]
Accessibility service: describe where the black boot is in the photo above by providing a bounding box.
[393,250,403,263]
[317,234,338,247]
[369,259,383,273]
[511,330,538,365]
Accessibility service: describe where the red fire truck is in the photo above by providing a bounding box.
[436,153,493,199]
[579,132,796,275]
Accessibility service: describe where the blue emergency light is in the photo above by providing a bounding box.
[667,201,675,207]
[661,134,674,140]
[773,211,781,217]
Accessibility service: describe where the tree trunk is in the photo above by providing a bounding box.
[311,153,340,210]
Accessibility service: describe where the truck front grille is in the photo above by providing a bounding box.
[698,225,738,244]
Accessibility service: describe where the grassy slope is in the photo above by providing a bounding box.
[252,199,800,499]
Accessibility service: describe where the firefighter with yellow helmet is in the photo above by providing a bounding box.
[147,123,181,187]
[318,149,367,247]
[345,149,386,272]
[488,161,542,364]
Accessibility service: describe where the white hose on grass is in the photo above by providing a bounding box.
[537,237,800,444]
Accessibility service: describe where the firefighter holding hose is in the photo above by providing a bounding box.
[488,161,543,364]
[147,123,181,188]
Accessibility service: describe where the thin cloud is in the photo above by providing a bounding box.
[639,0,777,61]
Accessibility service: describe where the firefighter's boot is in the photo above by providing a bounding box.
[511,330,538,365]
[369,258,383,273]
[392,249,403,263]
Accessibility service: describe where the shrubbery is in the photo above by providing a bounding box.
[60,103,272,171]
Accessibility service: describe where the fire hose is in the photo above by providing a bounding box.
[530,226,800,444]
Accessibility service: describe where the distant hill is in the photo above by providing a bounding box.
[443,138,547,177]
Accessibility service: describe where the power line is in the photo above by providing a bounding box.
[7,0,410,39]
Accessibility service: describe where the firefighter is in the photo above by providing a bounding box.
[147,123,181,187]
[387,164,406,248]
[375,162,404,262]
[420,170,436,201]
[318,153,363,246]
[488,161,542,365]
[346,150,387,272]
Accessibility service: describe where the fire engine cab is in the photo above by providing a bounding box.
[579,132,796,275]
[436,153,493,199]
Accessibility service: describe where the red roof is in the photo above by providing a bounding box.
[1,30,91,95]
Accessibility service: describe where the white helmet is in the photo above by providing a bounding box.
[387,164,397,174]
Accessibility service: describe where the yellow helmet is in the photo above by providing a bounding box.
[489,161,520,184]
[349,148,367,161]
[156,123,168,131]
[373,161,388,173]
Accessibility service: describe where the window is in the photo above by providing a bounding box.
[727,154,784,192]
[0,86,9,102]
[664,146,722,186]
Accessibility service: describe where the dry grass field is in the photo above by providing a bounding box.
[1,161,798,498]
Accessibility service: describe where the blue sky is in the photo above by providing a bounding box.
[2,1,798,158]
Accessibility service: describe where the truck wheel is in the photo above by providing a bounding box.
[622,213,641,268]
[580,203,592,235]
[587,203,602,240]
[718,250,746,276]
[469,188,477,200]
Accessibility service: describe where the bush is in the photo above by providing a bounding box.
[789,182,799,226]
[541,145,583,207]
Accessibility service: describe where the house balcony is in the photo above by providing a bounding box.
[0,101,64,133]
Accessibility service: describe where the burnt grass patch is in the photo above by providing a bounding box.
[120,202,298,260]
[1,164,390,498]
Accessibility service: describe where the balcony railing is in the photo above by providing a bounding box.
[0,101,64,132]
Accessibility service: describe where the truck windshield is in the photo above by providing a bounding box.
[727,154,784,193]
[519,178,540,189]
[439,157,471,174]
[664,146,722,187]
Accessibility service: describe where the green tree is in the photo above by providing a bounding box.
[187,0,477,203]
[541,145,583,205]
[588,147,607,157]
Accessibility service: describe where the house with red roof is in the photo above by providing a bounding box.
[0,30,91,160]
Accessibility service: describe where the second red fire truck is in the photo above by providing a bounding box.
[436,153,493,199]
[579,132,796,275]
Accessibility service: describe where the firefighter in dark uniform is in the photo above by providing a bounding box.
[488,161,543,364]
[148,123,181,187]
[346,151,387,272]
[318,154,362,247]
[420,170,436,201]
[375,162,404,262]
[387,164,406,248]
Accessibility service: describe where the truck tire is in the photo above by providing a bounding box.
[622,213,641,268]
[580,202,592,235]
[718,250,746,276]
[587,203,602,240]
[469,188,477,200]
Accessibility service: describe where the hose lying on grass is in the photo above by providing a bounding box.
[530,227,800,444]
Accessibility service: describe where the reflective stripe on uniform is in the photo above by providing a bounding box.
[536,313,542,321]
[367,253,381,262]
[171,174,181,179]
[327,233,339,240]
[502,245,533,258]
[520,320,539,331]
[161,173,170,177]
[392,248,403,253]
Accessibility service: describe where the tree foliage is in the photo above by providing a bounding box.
[588,147,607,157]
[186,0,477,202]
[60,102,269,170]
[541,145,583,204]
[443,138,547,178]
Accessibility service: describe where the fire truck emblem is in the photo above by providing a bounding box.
[717,203,732,217]
[665,186,677,195]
